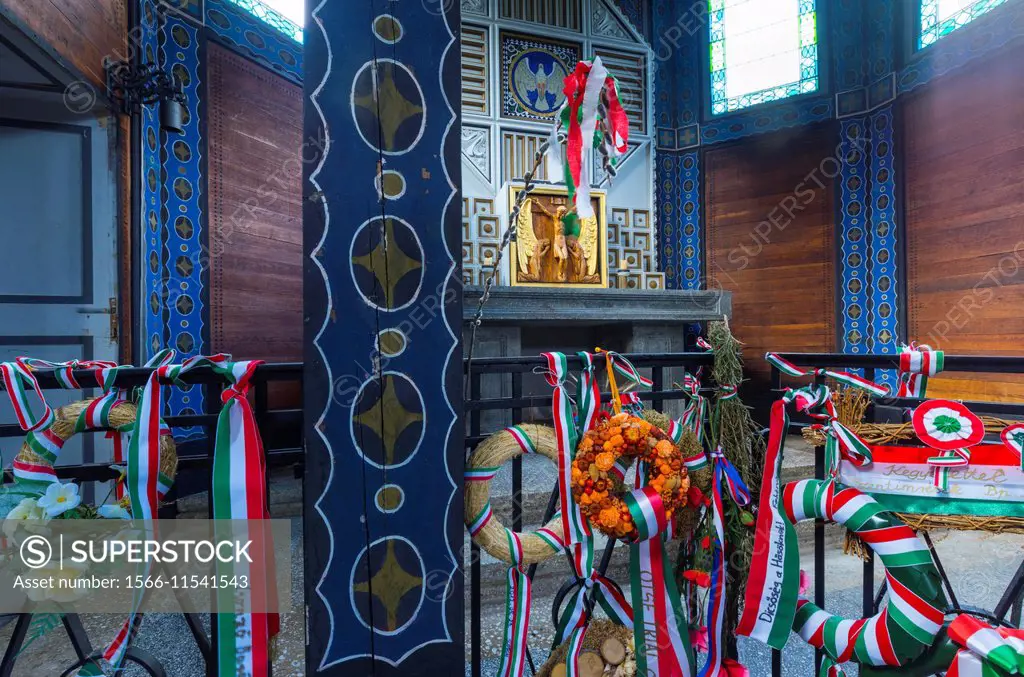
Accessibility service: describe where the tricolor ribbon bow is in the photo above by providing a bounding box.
[947,614,1024,677]
[785,384,873,475]
[1001,424,1024,471]
[674,370,708,445]
[765,353,889,397]
[897,342,944,398]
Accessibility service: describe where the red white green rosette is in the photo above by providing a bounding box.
[1001,424,1024,469]
[912,400,985,451]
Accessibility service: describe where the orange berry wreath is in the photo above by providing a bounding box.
[571,412,690,541]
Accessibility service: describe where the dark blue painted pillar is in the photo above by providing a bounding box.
[302,1,463,674]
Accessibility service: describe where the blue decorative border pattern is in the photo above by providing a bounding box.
[657,151,701,290]
[701,96,832,145]
[709,0,819,115]
[837,119,869,354]
[161,15,206,429]
[204,0,302,84]
[868,106,899,370]
[141,0,165,360]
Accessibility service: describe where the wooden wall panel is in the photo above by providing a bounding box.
[905,43,1024,402]
[208,43,302,385]
[706,125,837,409]
[3,0,126,85]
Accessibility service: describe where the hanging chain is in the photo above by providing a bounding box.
[464,135,561,395]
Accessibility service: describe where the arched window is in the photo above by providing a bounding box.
[708,0,819,115]
[226,0,303,43]
[919,0,1008,48]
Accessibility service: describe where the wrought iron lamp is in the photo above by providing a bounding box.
[104,59,187,134]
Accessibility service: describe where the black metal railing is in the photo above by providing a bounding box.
[0,361,303,677]
[464,351,716,677]
[769,352,1024,677]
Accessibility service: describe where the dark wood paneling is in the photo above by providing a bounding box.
[706,125,837,409]
[905,43,1024,402]
[4,0,125,85]
[208,44,302,402]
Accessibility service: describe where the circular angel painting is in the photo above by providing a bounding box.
[508,49,570,116]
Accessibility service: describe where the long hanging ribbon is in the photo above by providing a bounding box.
[573,56,608,220]
[897,343,944,398]
[497,532,532,677]
[542,352,589,547]
[209,358,279,677]
[698,447,751,677]
[765,353,889,397]
[736,393,804,649]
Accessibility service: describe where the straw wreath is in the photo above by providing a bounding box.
[465,423,564,565]
[13,397,177,488]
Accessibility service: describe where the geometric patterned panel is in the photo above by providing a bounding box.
[499,0,583,31]
[462,24,489,115]
[141,0,163,360]
[501,130,551,183]
[462,198,500,286]
[607,207,662,290]
[593,47,647,134]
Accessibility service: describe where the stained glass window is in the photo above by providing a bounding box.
[919,0,1007,48]
[708,0,819,115]
[226,0,303,43]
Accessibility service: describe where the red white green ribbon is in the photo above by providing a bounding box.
[630,532,693,677]
[677,371,708,445]
[542,352,589,547]
[897,343,943,398]
[209,358,279,677]
[737,396,801,649]
[1001,424,1024,470]
[765,353,889,397]
[559,58,629,218]
[783,480,946,671]
[506,425,538,455]
[793,385,873,476]
[948,614,1024,676]
[498,541,532,677]
[0,360,55,432]
[604,351,653,391]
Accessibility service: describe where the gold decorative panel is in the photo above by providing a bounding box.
[499,0,583,31]
[462,24,489,115]
[509,186,608,288]
[593,47,647,134]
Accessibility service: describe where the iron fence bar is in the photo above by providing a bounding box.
[465,388,710,412]
[862,368,877,617]
[0,363,302,392]
[463,352,716,374]
[771,353,1024,373]
[0,613,29,677]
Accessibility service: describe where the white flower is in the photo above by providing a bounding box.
[23,560,90,603]
[3,498,49,538]
[922,407,975,443]
[36,482,82,518]
[97,504,131,519]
